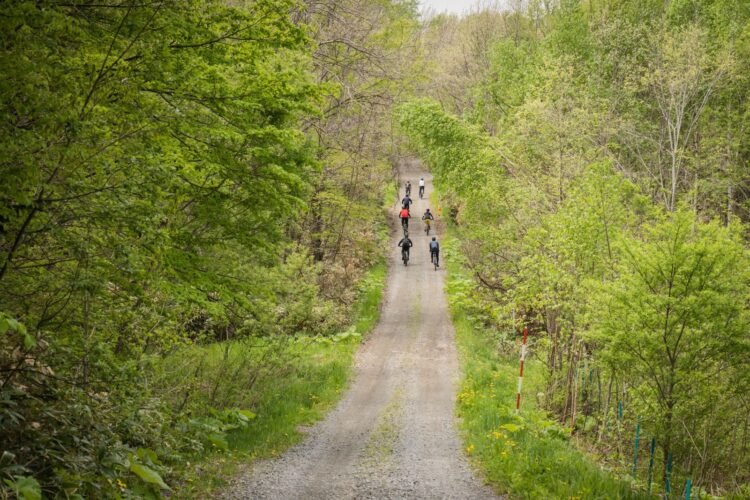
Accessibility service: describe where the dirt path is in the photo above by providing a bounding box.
[225,163,497,499]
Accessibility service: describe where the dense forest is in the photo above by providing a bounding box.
[401,0,750,497]
[2,0,749,498]
[1,0,417,496]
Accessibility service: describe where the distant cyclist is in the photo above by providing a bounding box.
[398,231,413,264]
[418,178,425,198]
[399,206,410,230]
[429,236,439,267]
[401,193,413,211]
[422,208,434,234]
[405,181,412,197]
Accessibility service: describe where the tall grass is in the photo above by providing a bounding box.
[444,233,646,499]
[166,261,387,496]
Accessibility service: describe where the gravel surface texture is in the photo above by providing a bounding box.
[224,164,498,499]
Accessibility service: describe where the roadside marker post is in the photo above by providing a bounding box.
[665,452,673,498]
[647,437,656,494]
[516,327,528,413]
[632,418,641,475]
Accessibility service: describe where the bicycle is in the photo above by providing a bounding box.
[431,251,439,271]
[423,218,431,235]
[419,186,424,199]
[402,248,409,266]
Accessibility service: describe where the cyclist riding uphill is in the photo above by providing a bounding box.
[399,206,410,229]
[405,181,412,196]
[418,178,425,198]
[398,231,413,260]
[429,236,439,267]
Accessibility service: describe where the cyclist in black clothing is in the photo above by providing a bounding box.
[429,236,439,267]
[405,181,412,197]
[398,232,413,264]
[401,194,412,211]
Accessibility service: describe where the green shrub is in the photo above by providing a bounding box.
[445,234,644,499]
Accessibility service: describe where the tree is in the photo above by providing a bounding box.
[0,0,325,494]
[587,210,750,481]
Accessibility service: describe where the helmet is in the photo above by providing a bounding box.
[426,208,431,212]
[432,237,436,241]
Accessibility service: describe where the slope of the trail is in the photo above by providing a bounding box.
[225,162,496,499]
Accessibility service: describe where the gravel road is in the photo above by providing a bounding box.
[225,164,497,499]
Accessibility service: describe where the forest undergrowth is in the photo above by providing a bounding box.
[166,261,388,498]
[445,228,645,499]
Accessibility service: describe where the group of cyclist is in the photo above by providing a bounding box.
[397,177,440,268]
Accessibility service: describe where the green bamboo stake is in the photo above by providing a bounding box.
[618,401,623,420]
[632,418,641,475]
[647,437,656,494]
[665,452,673,499]
[685,479,692,500]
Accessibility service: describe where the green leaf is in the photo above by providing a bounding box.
[236,409,256,421]
[130,463,170,490]
[136,447,159,465]
[207,433,229,450]
[4,476,41,500]
[499,423,522,433]
[22,333,36,350]
[0,316,27,336]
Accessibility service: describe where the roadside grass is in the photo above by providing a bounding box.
[167,261,387,497]
[383,178,399,210]
[443,233,645,499]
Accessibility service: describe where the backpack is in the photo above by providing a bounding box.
[400,208,409,218]
[429,240,439,252]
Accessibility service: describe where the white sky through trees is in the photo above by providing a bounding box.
[419,0,479,16]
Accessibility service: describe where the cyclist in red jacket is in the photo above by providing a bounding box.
[399,207,410,230]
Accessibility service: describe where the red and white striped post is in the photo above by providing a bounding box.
[516,327,529,413]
